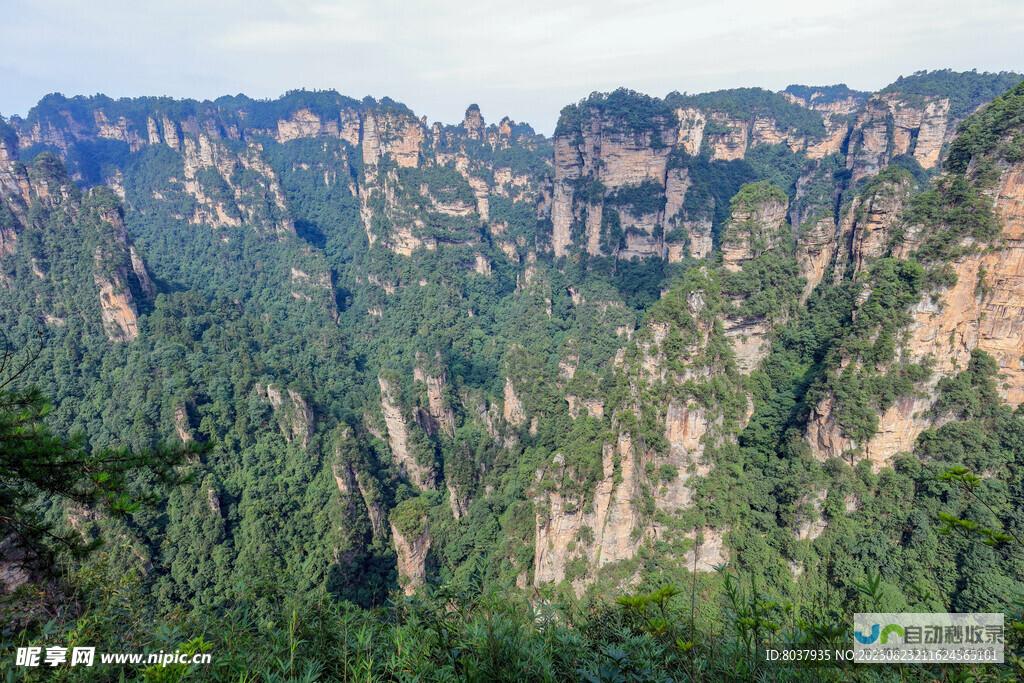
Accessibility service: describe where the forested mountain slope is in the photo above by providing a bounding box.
[2,70,1023,646]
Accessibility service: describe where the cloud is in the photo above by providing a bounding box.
[1,0,1022,133]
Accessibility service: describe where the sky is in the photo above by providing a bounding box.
[2,0,1022,134]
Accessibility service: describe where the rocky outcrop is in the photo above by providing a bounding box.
[94,257,140,343]
[378,377,435,489]
[0,534,34,594]
[549,91,677,259]
[719,182,789,272]
[794,491,828,541]
[333,431,388,543]
[795,216,837,301]
[447,480,470,520]
[129,245,155,298]
[391,520,430,595]
[361,109,425,170]
[796,169,912,298]
[357,471,387,542]
[174,404,194,443]
[533,267,754,590]
[414,356,456,438]
[847,94,955,183]
[683,528,729,572]
[0,145,154,340]
[671,88,851,162]
[718,183,794,372]
[660,401,713,510]
[503,377,526,427]
[533,436,646,591]
[255,383,315,448]
[0,127,29,254]
[274,107,359,145]
[566,395,604,419]
[838,172,912,278]
[289,263,338,319]
[808,98,1024,468]
[180,134,294,233]
[724,317,772,374]
[91,198,152,343]
[462,105,485,140]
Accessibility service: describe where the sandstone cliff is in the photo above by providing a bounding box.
[0,146,152,342]
[389,498,431,595]
[806,82,1024,469]
[549,90,678,260]
[378,376,435,490]
[533,266,747,590]
[255,383,315,449]
[413,353,456,438]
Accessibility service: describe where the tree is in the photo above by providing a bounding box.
[0,332,192,579]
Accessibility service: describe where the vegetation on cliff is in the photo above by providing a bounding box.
[3,71,1024,680]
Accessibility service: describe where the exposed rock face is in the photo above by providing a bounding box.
[683,528,728,572]
[0,131,29,255]
[718,183,793,372]
[331,426,390,543]
[391,521,431,595]
[675,107,706,155]
[361,109,425,170]
[206,484,222,516]
[462,105,485,140]
[534,270,751,590]
[414,357,456,438]
[794,491,828,541]
[533,436,645,591]
[674,108,759,161]
[840,173,912,278]
[660,401,713,511]
[94,257,140,342]
[566,395,604,419]
[91,204,145,343]
[357,103,546,256]
[796,170,912,299]
[273,107,359,144]
[174,405,194,443]
[0,142,154,339]
[0,534,35,594]
[129,246,155,298]
[356,108,548,258]
[289,264,338,319]
[10,82,986,273]
[180,134,294,234]
[256,383,314,448]
[719,184,788,272]
[665,401,708,456]
[378,377,434,489]
[808,132,1024,469]
[705,113,748,161]
[503,377,526,427]
[549,96,677,260]
[447,480,469,520]
[805,394,852,460]
[847,94,955,183]
[795,216,837,301]
[357,471,387,542]
[672,92,850,163]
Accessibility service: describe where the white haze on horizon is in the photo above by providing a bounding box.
[2,0,1022,134]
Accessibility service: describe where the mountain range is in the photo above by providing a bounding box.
[2,68,1024,677]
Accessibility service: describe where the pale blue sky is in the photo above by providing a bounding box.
[2,0,1022,133]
